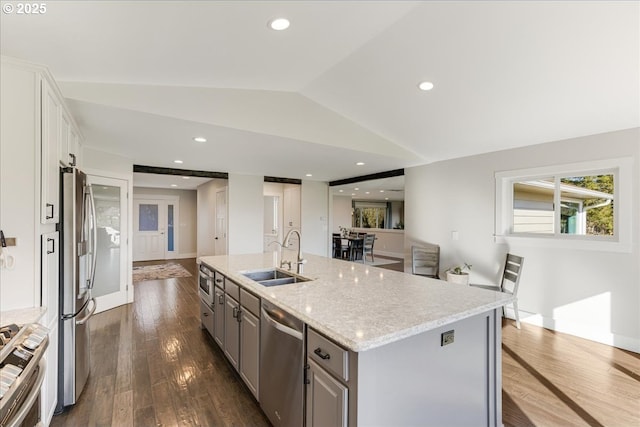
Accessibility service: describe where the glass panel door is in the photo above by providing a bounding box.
[87,175,129,313]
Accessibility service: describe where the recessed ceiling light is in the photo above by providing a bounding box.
[193,137,207,143]
[385,197,389,200]
[171,184,177,187]
[174,160,183,164]
[306,173,312,177]
[365,191,370,194]
[380,190,385,193]
[418,81,434,91]
[354,188,359,191]
[351,193,356,196]
[183,176,190,180]
[339,189,344,193]
[356,162,365,166]
[269,18,290,31]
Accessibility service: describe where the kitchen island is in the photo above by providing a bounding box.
[199,251,514,427]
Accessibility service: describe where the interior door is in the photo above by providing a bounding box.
[133,199,166,261]
[87,175,129,313]
[215,188,228,255]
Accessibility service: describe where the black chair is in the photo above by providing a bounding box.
[332,235,348,259]
[470,254,524,328]
[347,238,364,262]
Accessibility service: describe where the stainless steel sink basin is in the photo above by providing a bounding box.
[242,268,311,287]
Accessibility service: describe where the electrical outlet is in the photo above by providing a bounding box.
[441,330,454,346]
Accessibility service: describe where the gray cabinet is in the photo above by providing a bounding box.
[306,359,348,427]
[200,299,214,337]
[224,293,240,370]
[214,286,225,348]
[239,289,260,399]
[306,329,350,426]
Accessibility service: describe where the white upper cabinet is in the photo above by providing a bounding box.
[41,77,60,224]
[59,108,80,168]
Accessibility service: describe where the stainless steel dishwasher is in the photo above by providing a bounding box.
[260,300,305,427]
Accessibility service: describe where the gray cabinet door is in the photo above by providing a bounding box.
[214,287,225,348]
[200,299,214,337]
[224,294,240,370]
[240,309,259,399]
[306,359,348,427]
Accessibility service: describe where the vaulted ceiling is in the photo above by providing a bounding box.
[2,1,638,182]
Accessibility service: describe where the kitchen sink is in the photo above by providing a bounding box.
[242,268,311,287]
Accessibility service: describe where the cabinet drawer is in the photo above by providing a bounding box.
[225,279,240,301]
[214,270,225,289]
[240,289,260,317]
[308,329,349,382]
[200,299,214,337]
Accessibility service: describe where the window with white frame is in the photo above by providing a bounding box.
[495,158,632,251]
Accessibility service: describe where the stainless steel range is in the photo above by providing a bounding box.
[0,323,49,427]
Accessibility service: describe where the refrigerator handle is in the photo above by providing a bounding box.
[76,298,97,325]
[87,184,98,290]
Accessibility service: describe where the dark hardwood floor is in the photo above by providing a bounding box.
[52,258,639,426]
[51,258,269,427]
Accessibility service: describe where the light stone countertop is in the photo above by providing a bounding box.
[0,306,47,326]
[199,252,514,352]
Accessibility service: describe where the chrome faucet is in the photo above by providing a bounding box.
[281,229,306,274]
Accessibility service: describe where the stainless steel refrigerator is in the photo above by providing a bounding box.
[57,167,97,411]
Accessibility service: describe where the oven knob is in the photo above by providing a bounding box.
[22,338,40,350]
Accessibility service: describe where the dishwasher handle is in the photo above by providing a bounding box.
[261,307,303,341]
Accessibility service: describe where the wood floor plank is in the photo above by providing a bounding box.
[112,390,134,427]
[51,257,639,427]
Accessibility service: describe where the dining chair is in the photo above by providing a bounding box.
[411,244,440,279]
[470,254,524,329]
[363,234,375,263]
[332,235,348,259]
[348,238,364,262]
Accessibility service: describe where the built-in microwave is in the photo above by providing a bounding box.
[199,265,215,306]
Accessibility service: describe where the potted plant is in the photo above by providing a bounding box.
[446,263,472,285]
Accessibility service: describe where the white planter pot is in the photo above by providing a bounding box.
[446,272,469,285]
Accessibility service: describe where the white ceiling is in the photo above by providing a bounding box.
[132,172,214,191]
[330,176,405,202]
[1,1,638,184]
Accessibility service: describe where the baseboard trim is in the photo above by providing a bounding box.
[174,252,196,259]
[373,250,404,259]
[505,307,639,353]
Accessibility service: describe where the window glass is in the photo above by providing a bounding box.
[167,204,174,251]
[560,175,614,236]
[509,173,615,237]
[512,178,555,234]
[139,204,158,231]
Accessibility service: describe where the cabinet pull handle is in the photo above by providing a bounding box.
[215,278,223,283]
[203,312,209,317]
[69,153,77,167]
[232,306,238,318]
[46,238,55,254]
[45,203,54,219]
[237,309,242,323]
[314,348,331,360]
[218,294,224,305]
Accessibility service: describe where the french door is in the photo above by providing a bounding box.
[133,196,179,261]
[87,175,129,313]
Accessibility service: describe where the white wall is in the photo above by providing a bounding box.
[228,174,264,254]
[301,180,329,256]
[82,147,133,174]
[332,195,352,233]
[405,128,640,352]
[197,178,228,257]
[0,63,39,311]
[133,187,197,257]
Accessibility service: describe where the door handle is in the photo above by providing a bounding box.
[45,203,54,219]
[46,238,55,254]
